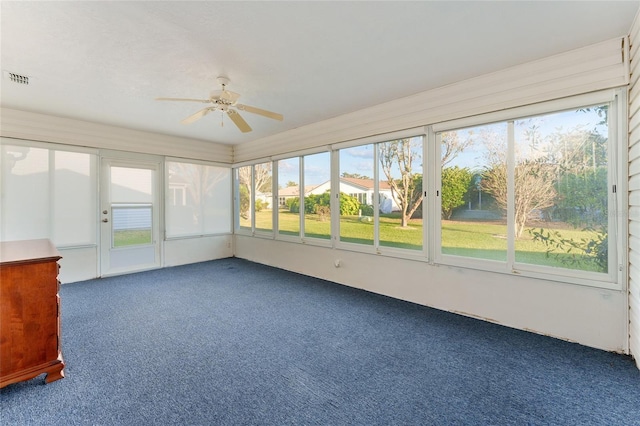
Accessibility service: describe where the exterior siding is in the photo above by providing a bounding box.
[629,13,640,370]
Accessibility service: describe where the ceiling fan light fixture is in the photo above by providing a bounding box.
[156,76,283,133]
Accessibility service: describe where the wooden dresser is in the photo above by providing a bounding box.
[0,239,65,388]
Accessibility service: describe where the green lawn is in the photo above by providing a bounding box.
[244,210,606,272]
[113,229,152,247]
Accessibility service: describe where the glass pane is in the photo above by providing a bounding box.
[277,158,300,236]
[167,162,231,237]
[202,166,231,235]
[111,167,152,203]
[112,204,152,247]
[440,123,508,261]
[253,162,273,233]
[303,152,331,240]
[53,151,97,246]
[339,145,374,245]
[0,144,97,246]
[0,145,50,241]
[378,137,423,250]
[236,166,252,231]
[515,106,608,273]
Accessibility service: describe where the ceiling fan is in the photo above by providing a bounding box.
[156,76,283,133]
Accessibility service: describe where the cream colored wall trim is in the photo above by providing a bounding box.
[0,107,233,163]
[235,37,628,163]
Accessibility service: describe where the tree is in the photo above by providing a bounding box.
[441,131,473,167]
[341,172,371,179]
[441,166,473,219]
[555,167,607,226]
[168,162,228,224]
[379,138,423,227]
[238,163,272,220]
[482,158,558,238]
[339,193,361,215]
[285,180,297,187]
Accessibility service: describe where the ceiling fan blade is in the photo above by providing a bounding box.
[236,104,283,121]
[156,97,211,103]
[219,90,241,103]
[227,110,252,133]
[181,108,211,125]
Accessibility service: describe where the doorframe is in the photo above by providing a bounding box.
[99,150,164,277]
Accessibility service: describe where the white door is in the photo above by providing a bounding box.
[100,158,161,276]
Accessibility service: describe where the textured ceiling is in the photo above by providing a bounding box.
[1,1,638,146]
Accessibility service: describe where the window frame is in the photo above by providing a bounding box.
[164,157,232,240]
[432,89,625,289]
[333,130,428,260]
[0,137,99,249]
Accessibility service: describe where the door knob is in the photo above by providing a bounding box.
[102,218,109,223]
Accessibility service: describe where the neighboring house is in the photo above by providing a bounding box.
[277,185,320,207]
[167,172,188,206]
[255,191,272,207]
[278,178,399,211]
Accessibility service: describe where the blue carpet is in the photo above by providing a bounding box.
[1,258,639,425]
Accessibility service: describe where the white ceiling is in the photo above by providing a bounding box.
[1,1,638,146]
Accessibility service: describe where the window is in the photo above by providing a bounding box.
[235,162,272,234]
[234,91,621,287]
[111,166,153,247]
[339,144,374,245]
[303,152,331,240]
[378,137,424,251]
[0,140,97,247]
[439,124,508,261]
[253,162,273,234]
[336,136,425,251]
[166,160,231,238]
[436,99,616,282]
[236,165,252,232]
[513,107,609,274]
[277,157,300,237]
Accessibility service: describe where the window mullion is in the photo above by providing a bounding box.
[300,157,305,239]
[250,166,256,234]
[507,121,516,270]
[374,144,380,251]
[331,150,339,248]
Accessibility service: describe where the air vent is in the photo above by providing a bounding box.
[4,71,29,85]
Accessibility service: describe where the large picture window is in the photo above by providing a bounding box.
[436,100,615,281]
[165,160,231,238]
[0,140,97,247]
[513,107,609,273]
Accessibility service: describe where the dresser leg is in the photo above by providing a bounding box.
[44,357,65,384]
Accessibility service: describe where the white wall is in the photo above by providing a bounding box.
[236,236,628,352]
[629,13,640,369]
[234,38,632,354]
[164,235,233,268]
